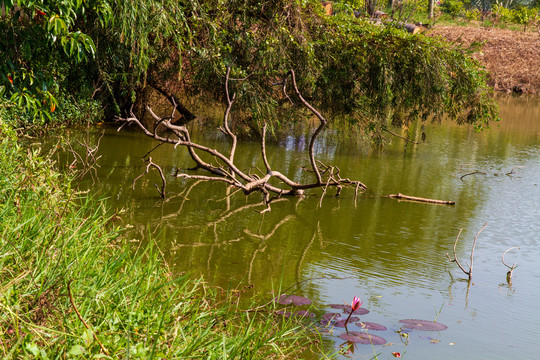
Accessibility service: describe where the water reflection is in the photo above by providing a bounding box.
[64,95,540,360]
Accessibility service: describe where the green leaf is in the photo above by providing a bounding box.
[25,341,40,356]
[68,344,87,355]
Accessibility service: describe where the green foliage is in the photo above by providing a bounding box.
[2,0,499,135]
[512,6,538,29]
[440,0,466,18]
[0,94,102,130]
[493,3,515,21]
[0,123,322,358]
[0,0,101,125]
[465,8,482,20]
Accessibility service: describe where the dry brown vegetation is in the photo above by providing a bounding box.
[427,25,540,94]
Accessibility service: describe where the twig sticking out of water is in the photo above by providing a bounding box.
[133,157,167,198]
[502,246,520,284]
[506,166,525,176]
[446,223,488,280]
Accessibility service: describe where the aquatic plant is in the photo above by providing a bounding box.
[343,296,363,327]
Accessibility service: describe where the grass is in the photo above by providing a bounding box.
[0,121,326,359]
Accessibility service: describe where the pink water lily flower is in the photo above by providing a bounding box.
[344,296,363,327]
[351,296,363,311]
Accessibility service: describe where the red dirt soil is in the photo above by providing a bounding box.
[426,25,540,94]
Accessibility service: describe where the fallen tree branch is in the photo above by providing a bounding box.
[115,68,368,208]
[147,80,196,125]
[387,193,455,205]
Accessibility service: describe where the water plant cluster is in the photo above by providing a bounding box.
[276,294,448,357]
[0,121,324,358]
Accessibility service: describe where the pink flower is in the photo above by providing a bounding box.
[351,296,363,311]
[344,296,363,327]
[392,352,401,358]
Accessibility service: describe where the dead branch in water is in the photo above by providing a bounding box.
[460,171,486,180]
[115,67,367,210]
[387,193,455,205]
[446,223,488,279]
[132,157,167,198]
[502,246,520,284]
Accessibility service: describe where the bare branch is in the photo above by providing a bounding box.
[446,229,470,276]
[287,69,327,184]
[261,123,272,173]
[222,65,238,167]
[115,67,369,203]
[132,157,167,198]
[502,246,520,283]
[502,246,520,270]
[383,128,420,144]
[446,223,487,279]
[460,171,486,180]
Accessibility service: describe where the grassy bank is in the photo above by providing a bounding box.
[0,122,324,358]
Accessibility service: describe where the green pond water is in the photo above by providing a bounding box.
[63,94,539,359]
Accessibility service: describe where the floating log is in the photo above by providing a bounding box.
[387,193,455,205]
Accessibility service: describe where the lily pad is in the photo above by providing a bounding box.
[355,322,387,331]
[399,319,447,331]
[334,317,359,327]
[343,332,387,345]
[329,304,350,310]
[276,310,291,318]
[338,333,364,343]
[277,294,312,306]
[343,307,369,315]
[322,312,341,321]
[293,310,315,318]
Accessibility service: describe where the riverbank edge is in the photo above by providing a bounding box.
[0,121,326,358]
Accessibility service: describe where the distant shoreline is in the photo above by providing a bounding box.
[427,25,540,94]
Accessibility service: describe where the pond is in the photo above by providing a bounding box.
[63,94,539,359]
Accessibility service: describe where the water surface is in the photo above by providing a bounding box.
[66,95,539,359]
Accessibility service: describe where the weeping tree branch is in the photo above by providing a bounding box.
[115,68,368,209]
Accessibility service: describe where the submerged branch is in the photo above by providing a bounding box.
[387,193,455,205]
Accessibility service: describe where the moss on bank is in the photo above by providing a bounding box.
[0,121,324,358]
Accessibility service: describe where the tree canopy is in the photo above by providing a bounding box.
[1,0,498,137]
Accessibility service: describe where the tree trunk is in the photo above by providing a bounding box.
[428,0,434,19]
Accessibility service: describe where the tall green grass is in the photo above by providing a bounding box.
[0,122,325,358]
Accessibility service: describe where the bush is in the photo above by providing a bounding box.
[440,0,466,17]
